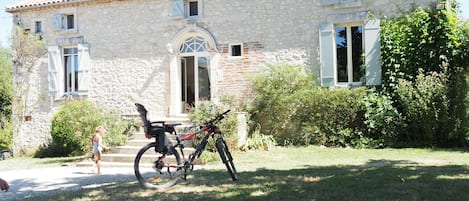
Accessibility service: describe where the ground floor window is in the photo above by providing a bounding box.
[63,47,79,93]
[335,24,364,85]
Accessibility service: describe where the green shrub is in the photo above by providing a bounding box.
[294,87,369,147]
[51,100,130,156]
[363,88,403,147]
[0,119,12,150]
[395,70,450,146]
[248,63,315,145]
[188,98,238,151]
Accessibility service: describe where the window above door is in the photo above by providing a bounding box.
[170,0,203,19]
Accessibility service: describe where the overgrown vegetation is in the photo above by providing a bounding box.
[381,2,469,147]
[246,2,468,148]
[248,64,385,148]
[47,100,133,157]
[0,47,13,150]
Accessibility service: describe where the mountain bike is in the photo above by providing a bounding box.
[134,103,238,189]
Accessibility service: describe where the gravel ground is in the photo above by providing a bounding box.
[0,165,136,201]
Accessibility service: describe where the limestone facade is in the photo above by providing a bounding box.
[6,0,436,153]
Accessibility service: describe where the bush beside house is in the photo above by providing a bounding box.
[248,4,468,148]
[49,100,133,156]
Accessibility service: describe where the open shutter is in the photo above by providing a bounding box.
[321,0,339,5]
[77,44,90,93]
[48,46,59,96]
[319,23,335,87]
[171,0,185,19]
[53,13,63,30]
[364,19,382,86]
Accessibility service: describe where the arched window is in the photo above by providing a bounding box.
[179,36,208,53]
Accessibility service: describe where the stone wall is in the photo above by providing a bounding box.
[9,0,436,153]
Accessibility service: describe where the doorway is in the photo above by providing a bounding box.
[181,56,211,113]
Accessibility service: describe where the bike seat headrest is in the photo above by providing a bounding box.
[135,103,150,125]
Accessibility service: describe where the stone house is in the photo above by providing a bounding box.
[6,0,435,154]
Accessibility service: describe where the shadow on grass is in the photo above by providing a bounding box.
[17,159,469,201]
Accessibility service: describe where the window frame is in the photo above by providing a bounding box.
[34,21,42,34]
[334,22,365,87]
[64,14,75,30]
[48,44,90,99]
[228,43,243,58]
[62,46,79,93]
[53,9,77,33]
[186,0,202,19]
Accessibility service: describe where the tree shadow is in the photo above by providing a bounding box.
[9,159,469,201]
[146,159,469,201]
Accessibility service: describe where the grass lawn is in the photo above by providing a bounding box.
[12,146,469,201]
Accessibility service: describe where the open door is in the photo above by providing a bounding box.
[181,56,211,113]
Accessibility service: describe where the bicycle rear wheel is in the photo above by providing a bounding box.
[134,142,182,189]
[215,139,239,181]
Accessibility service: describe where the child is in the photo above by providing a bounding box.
[90,126,109,174]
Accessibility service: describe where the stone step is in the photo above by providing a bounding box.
[103,153,178,163]
[110,145,196,155]
[94,115,198,167]
[104,145,196,163]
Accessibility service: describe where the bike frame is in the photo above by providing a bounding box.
[176,124,219,166]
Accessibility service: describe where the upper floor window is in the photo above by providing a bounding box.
[65,14,75,30]
[171,0,203,19]
[188,1,199,17]
[53,13,77,32]
[35,21,42,33]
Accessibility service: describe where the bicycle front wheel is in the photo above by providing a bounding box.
[134,142,182,189]
[216,139,239,181]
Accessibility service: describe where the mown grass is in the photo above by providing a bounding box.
[13,146,469,201]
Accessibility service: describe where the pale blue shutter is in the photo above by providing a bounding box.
[77,44,90,93]
[321,0,339,5]
[319,23,335,87]
[171,0,185,19]
[364,19,382,86]
[48,46,60,96]
[53,14,63,30]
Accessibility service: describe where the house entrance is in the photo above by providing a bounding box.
[168,25,218,116]
[181,56,211,113]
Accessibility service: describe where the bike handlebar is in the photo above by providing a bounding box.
[203,109,231,125]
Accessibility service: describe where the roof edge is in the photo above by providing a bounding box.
[6,0,91,13]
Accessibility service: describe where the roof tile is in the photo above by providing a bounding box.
[6,0,80,11]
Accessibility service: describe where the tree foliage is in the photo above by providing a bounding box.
[0,47,13,150]
[381,2,468,146]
